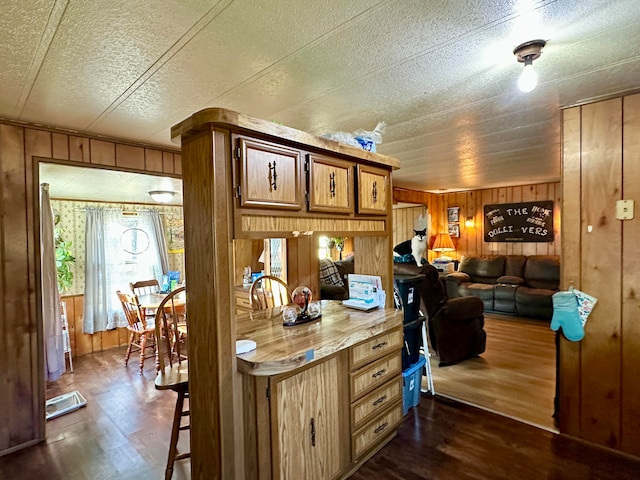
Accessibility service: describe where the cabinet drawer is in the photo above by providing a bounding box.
[351,377,402,432]
[349,328,403,371]
[350,352,402,401]
[352,401,403,459]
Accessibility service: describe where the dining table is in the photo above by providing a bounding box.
[137,291,186,310]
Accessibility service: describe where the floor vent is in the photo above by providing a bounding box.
[45,390,87,420]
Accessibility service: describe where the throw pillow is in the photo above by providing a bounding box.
[319,258,344,287]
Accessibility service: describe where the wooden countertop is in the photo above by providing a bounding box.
[236,301,403,376]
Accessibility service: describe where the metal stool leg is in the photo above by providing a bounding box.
[421,321,435,394]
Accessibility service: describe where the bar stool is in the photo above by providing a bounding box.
[153,287,190,479]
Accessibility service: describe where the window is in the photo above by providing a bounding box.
[105,213,163,329]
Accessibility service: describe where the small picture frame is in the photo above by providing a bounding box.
[448,223,460,238]
[447,206,459,223]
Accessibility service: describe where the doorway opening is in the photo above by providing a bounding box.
[37,160,184,435]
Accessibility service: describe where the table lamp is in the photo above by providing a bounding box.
[432,233,455,261]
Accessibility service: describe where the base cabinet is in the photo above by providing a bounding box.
[272,356,345,480]
[242,328,402,480]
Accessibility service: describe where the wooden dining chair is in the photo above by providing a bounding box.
[154,286,189,480]
[130,278,160,296]
[130,279,161,320]
[154,286,187,369]
[116,290,156,375]
[249,275,291,310]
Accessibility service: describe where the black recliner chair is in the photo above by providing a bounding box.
[394,262,486,366]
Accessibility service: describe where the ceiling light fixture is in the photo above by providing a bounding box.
[148,190,176,203]
[513,39,546,93]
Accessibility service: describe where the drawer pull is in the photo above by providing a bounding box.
[372,368,387,379]
[374,421,388,434]
[372,341,388,351]
[372,394,387,406]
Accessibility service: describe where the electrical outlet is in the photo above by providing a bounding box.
[616,200,634,220]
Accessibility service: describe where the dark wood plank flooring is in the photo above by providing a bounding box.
[350,396,640,480]
[2,344,639,479]
[0,346,190,480]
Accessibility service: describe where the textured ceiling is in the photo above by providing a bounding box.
[3,0,640,196]
[40,163,183,205]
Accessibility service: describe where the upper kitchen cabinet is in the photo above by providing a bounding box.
[356,165,390,215]
[236,136,302,210]
[306,154,354,214]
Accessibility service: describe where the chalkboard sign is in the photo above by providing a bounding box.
[484,201,554,242]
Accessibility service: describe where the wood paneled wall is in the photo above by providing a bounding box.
[439,183,561,260]
[560,93,640,457]
[392,205,427,249]
[60,296,129,358]
[392,182,561,263]
[0,122,180,455]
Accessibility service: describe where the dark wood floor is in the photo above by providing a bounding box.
[0,346,190,480]
[2,345,639,479]
[351,396,640,480]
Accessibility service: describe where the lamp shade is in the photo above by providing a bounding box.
[148,190,176,203]
[432,233,455,252]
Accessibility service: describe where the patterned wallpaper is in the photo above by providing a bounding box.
[51,199,184,296]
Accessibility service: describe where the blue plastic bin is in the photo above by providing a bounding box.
[402,355,426,416]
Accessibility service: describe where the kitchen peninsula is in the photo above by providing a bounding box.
[237,301,404,479]
[172,108,400,479]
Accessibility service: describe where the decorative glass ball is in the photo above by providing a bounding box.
[291,286,312,308]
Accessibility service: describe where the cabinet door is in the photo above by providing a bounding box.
[237,137,302,210]
[356,165,389,214]
[307,154,354,213]
[274,357,343,480]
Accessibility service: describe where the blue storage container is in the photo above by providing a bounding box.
[402,355,426,415]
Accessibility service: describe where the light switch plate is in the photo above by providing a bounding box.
[616,199,634,220]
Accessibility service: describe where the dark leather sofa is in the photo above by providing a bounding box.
[445,255,560,320]
[394,262,486,366]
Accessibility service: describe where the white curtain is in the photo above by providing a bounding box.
[84,207,164,332]
[83,207,110,334]
[143,210,170,275]
[41,183,65,381]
